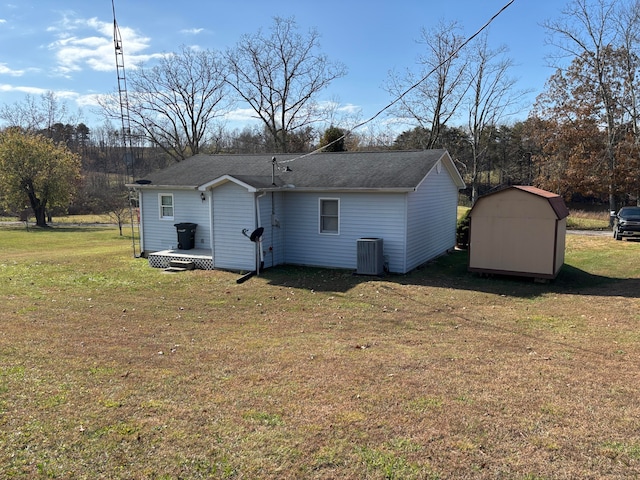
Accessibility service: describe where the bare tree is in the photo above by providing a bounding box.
[616,1,640,203]
[542,0,625,211]
[0,92,74,133]
[385,21,470,149]
[100,45,232,162]
[0,95,43,131]
[614,1,640,139]
[87,177,131,236]
[225,16,347,153]
[465,34,522,203]
[350,123,396,151]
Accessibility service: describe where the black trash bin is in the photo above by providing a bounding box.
[174,223,197,250]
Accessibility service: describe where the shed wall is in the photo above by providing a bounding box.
[555,217,567,273]
[469,189,564,277]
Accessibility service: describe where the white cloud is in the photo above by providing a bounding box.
[75,92,103,108]
[337,103,361,115]
[46,16,161,76]
[0,63,24,76]
[0,84,48,95]
[181,28,204,35]
[225,108,258,123]
[0,84,80,100]
[0,84,104,120]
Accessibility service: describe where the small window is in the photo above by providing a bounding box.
[159,194,174,220]
[319,198,339,234]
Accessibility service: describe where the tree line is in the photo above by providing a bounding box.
[2,0,640,227]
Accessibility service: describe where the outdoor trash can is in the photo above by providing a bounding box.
[174,222,197,250]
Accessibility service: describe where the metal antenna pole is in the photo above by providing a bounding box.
[112,0,139,257]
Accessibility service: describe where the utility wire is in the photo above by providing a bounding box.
[279,0,516,164]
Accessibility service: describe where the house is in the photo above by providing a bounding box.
[128,149,466,274]
[468,185,570,280]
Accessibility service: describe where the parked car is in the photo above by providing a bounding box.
[613,206,640,240]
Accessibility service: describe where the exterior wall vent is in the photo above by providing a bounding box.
[357,238,384,275]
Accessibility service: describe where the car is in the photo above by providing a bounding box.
[613,206,640,240]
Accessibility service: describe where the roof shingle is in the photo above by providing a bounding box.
[136,149,463,191]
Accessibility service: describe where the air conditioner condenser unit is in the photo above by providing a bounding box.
[356,238,384,275]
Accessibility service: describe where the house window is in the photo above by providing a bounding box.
[319,198,339,234]
[159,194,174,220]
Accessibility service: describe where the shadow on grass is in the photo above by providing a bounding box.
[261,249,636,298]
[0,224,117,233]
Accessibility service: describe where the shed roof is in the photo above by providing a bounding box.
[473,185,570,220]
[130,149,465,192]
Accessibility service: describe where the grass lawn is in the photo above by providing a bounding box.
[1,225,639,479]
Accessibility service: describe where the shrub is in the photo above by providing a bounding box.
[456,209,471,248]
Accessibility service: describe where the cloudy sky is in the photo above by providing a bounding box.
[0,0,566,131]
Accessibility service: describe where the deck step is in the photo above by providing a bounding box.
[164,266,188,273]
[169,260,196,270]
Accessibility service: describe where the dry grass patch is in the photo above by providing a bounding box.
[1,226,640,478]
[567,209,610,230]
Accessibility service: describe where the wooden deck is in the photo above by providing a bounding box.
[148,248,214,270]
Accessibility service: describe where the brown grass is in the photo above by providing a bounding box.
[1,227,640,479]
[458,206,611,230]
[567,209,611,230]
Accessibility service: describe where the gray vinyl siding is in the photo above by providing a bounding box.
[139,156,461,273]
[140,189,211,252]
[405,163,458,271]
[282,192,407,272]
[258,191,285,268]
[211,182,256,271]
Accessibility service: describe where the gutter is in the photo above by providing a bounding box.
[126,183,418,194]
[256,186,418,193]
[125,184,199,191]
[126,182,419,193]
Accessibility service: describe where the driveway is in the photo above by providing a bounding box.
[567,229,611,237]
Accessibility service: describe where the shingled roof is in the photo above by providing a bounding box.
[511,186,570,219]
[474,185,570,220]
[133,149,465,192]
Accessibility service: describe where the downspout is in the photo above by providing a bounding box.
[255,192,266,272]
[137,188,144,256]
[207,189,215,268]
[271,192,275,266]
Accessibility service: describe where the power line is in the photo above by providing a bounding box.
[279,0,516,164]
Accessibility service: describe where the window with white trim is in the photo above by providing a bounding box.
[159,194,174,220]
[319,198,339,234]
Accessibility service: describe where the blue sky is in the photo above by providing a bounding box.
[0,0,565,132]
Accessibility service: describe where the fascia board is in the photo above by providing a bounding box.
[198,175,257,192]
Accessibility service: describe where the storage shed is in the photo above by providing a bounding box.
[468,186,570,280]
